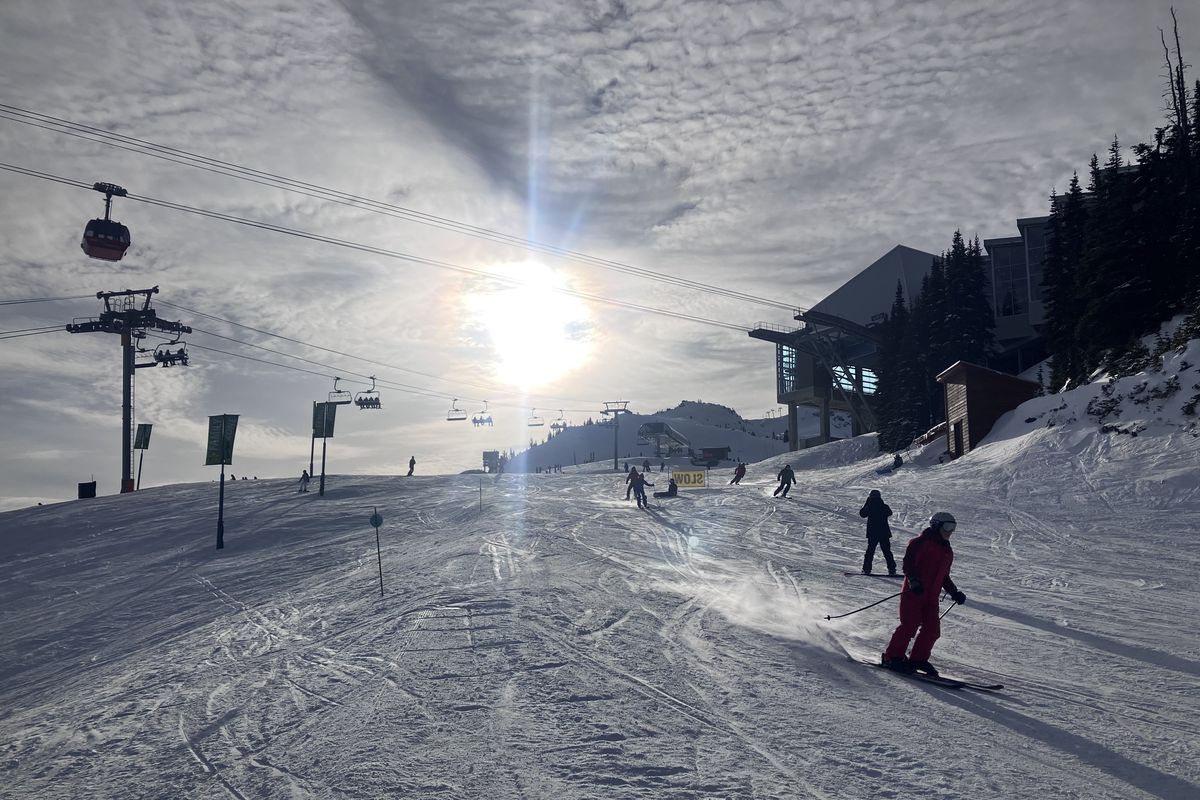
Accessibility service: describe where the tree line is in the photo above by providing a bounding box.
[875,13,1200,452]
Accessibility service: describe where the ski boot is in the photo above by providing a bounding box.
[881,654,914,673]
[908,659,940,677]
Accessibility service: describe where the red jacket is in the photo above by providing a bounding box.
[902,528,958,604]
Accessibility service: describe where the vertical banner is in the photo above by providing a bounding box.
[312,402,337,439]
[133,423,153,450]
[205,415,239,465]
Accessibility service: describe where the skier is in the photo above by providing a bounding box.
[631,470,654,508]
[298,469,310,493]
[624,466,637,500]
[773,464,795,497]
[407,456,416,477]
[881,512,967,676]
[729,462,747,485]
[653,477,678,499]
[642,459,651,473]
[858,489,897,575]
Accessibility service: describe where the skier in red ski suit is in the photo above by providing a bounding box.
[881,512,967,676]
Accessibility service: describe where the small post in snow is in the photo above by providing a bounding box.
[479,477,482,512]
[370,507,384,597]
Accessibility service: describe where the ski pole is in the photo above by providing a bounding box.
[824,591,901,620]
[940,596,956,620]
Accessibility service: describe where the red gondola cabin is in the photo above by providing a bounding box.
[81,182,131,261]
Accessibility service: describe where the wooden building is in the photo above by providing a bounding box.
[936,361,1041,458]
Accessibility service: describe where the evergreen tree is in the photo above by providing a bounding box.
[1042,174,1089,388]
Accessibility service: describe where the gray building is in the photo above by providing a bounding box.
[752,216,1052,450]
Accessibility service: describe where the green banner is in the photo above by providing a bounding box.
[312,402,337,439]
[133,423,153,450]
[205,414,239,465]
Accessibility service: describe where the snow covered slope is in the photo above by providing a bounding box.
[1,355,1198,799]
[505,400,851,473]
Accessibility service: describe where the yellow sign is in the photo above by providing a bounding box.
[672,469,706,488]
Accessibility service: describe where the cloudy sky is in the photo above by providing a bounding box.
[0,0,1189,508]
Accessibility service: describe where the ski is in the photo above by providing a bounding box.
[850,657,1003,691]
[843,571,903,578]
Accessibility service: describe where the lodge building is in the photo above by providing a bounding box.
[752,214,1051,454]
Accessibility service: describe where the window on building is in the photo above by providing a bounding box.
[777,344,797,396]
[1024,225,1046,306]
[832,365,877,395]
[992,245,1028,317]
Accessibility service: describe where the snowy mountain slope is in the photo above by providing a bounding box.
[505,401,851,473]
[1,364,1198,798]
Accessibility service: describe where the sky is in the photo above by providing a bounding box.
[0,0,1192,508]
[2,348,1197,797]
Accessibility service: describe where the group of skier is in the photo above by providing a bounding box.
[620,458,969,678]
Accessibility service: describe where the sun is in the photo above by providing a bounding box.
[466,262,593,388]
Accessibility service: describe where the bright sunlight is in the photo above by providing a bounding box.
[465,262,593,388]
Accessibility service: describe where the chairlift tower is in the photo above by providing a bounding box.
[601,401,631,471]
[66,286,192,493]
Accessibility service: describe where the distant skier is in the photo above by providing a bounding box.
[730,462,747,485]
[653,477,678,499]
[625,466,638,500]
[643,459,651,473]
[773,464,795,497]
[298,469,310,493]
[407,456,416,477]
[881,512,967,676]
[858,489,896,575]
[631,470,654,508]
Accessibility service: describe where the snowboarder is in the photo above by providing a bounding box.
[773,464,795,497]
[730,462,747,485]
[653,477,678,499]
[631,470,654,508]
[858,489,896,575]
[625,466,637,500]
[881,512,967,676]
[298,469,310,493]
[407,456,416,477]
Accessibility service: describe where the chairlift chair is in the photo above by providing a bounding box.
[354,376,381,410]
[527,408,545,427]
[81,182,132,262]
[447,398,467,421]
[328,377,353,405]
[473,401,493,427]
[153,341,189,367]
[550,409,568,431]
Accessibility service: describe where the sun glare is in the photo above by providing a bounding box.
[467,262,593,388]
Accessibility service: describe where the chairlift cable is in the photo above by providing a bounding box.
[0,294,95,306]
[0,105,795,311]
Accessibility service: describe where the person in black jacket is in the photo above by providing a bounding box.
[653,477,678,499]
[859,489,897,575]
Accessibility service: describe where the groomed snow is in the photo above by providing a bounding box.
[2,350,1198,799]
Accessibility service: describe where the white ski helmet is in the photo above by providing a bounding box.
[930,511,957,530]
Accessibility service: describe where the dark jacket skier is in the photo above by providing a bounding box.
[858,490,896,575]
[407,456,416,477]
[298,469,310,493]
[882,512,967,676]
[653,478,678,499]
[730,463,747,485]
[631,470,654,508]
[773,464,795,497]
[625,466,637,500]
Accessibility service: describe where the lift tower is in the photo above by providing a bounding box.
[67,287,192,492]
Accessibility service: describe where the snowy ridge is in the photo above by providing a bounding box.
[1,355,1198,798]
[503,400,851,473]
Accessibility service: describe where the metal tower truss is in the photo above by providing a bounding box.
[66,286,192,492]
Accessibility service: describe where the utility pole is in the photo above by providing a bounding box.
[66,287,191,493]
[601,401,630,471]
